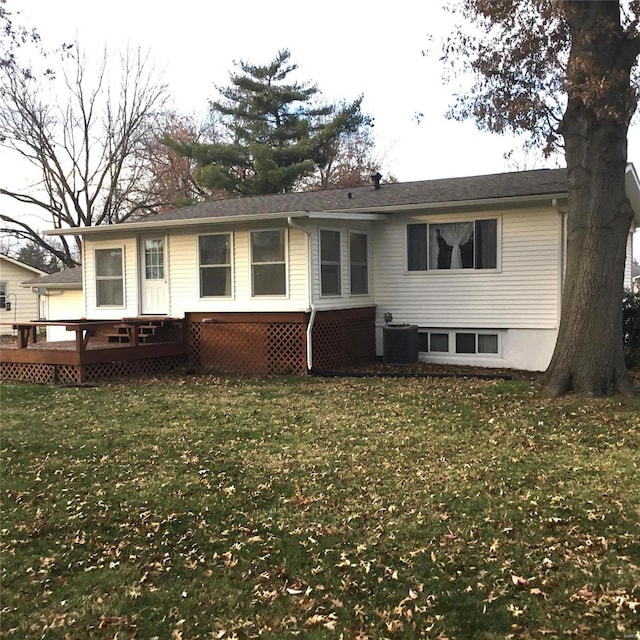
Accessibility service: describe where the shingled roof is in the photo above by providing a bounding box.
[23,266,83,288]
[132,168,569,224]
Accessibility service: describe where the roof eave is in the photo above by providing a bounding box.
[44,211,312,236]
[317,192,569,216]
[43,191,570,237]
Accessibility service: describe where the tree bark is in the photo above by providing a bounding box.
[542,1,637,396]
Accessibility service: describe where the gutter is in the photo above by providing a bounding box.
[45,211,312,236]
[287,216,316,371]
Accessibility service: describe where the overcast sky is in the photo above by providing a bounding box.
[12,0,564,180]
[4,0,640,252]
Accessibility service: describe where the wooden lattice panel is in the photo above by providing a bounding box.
[55,365,81,384]
[267,323,307,375]
[0,361,56,384]
[0,356,187,385]
[312,312,375,371]
[189,318,306,375]
[81,355,188,382]
[192,321,269,374]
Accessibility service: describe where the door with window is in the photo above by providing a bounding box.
[140,236,168,315]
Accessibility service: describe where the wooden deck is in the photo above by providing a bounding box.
[0,318,189,384]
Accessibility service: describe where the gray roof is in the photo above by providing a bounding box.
[23,266,83,288]
[131,168,569,224]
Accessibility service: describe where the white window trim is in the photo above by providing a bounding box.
[250,228,288,298]
[348,230,369,296]
[418,329,502,358]
[0,282,6,309]
[406,216,501,274]
[198,232,234,299]
[95,247,125,308]
[319,227,343,298]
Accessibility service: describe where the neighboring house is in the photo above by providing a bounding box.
[46,166,640,373]
[22,267,84,341]
[0,255,47,335]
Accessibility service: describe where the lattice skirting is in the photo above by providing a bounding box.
[187,308,375,375]
[0,355,188,385]
[312,308,376,371]
[189,315,307,375]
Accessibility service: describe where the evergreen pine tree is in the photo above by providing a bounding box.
[167,49,370,196]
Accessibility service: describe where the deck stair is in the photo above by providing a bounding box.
[107,321,161,344]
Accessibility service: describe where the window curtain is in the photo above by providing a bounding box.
[431,222,473,269]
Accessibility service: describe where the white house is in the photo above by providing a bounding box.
[0,255,46,335]
[46,167,640,373]
[22,267,84,341]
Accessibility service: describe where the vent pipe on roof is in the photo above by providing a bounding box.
[371,172,382,189]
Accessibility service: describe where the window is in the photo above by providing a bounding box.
[0,282,6,309]
[418,330,499,355]
[349,232,368,295]
[320,230,341,296]
[251,230,286,296]
[430,333,449,352]
[95,248,124,307]
[407,219,497,270]
[144,239,164,280]
[199,234,232,297]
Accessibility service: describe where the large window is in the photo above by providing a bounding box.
[95,248,124,307]
[349,232,368,295]
[251,230,286,296]
[320,229,341,296]
[407,219,497,271]
[0,282,6,309]
[199,234,232,297]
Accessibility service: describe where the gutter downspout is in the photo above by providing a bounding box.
[287,216,316,370]
[552,198,567,315]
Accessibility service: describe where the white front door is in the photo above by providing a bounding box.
[140,236,168,315]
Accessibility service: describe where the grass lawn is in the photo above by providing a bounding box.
[1,374,639,639]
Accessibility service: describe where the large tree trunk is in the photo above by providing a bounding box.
[543,1,637,396]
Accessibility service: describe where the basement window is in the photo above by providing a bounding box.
[418,330,499,356]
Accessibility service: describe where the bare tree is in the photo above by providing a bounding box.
[0,0,40,72]
[0,42,169,267]
[142,111,224,210]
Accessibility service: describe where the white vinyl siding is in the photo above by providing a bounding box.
[0,258,44,333]
[84,236,138,318]
[160,226,309,316]
[624,229,634,290]
[374,207,561,330]
[43,290,85,341]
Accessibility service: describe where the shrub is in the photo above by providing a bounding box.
[623,291,640,368]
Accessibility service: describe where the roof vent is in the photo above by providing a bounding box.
[371,172,382,190]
